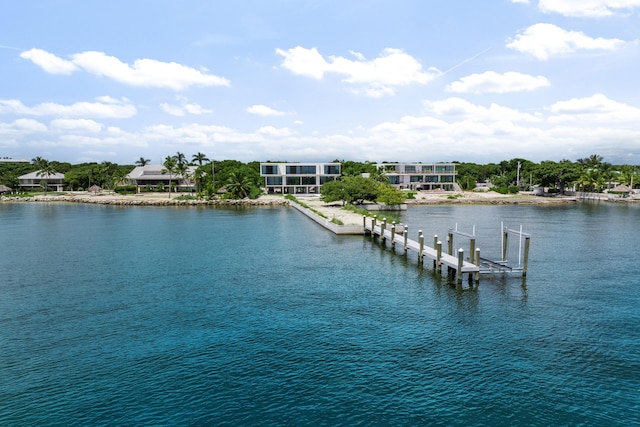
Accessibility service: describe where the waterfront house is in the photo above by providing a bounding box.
[126,164,197,193]
[376,163,457,191]
[260,162,342,195]
[18,171,66,192]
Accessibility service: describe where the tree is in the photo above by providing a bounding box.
[173,151,187,166]
[226,172,252,199]
[162,155,178,198]
[32,157,57,193]
[377,184,406,206]
[321,176,380,205]
[192,152,209,166]
[135,157,151,167]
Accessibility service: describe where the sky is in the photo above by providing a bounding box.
[1,0,640,166]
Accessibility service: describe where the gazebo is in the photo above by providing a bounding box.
[0,184,12,194]
[89,185,102,195]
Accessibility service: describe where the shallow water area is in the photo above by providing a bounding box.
[1,201,639,425]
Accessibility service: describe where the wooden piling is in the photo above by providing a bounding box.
[418,231,424,263]
[502,228,508,262]
[381,218,387,243]
[457,248,464,284]
[403,225,409,252]
[475,248,480,284]
[523,236,530,277]
[470,238,476,264]
[391,223,396,248]
[433,235,438,269]
[436,240,442,273]
[447,231,453,256]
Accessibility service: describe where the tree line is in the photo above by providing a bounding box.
[1,153,638,200]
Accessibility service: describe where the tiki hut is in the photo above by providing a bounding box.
[89,185,102,194]
[0,184,12,194]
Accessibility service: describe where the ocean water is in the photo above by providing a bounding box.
[0,201,638,426]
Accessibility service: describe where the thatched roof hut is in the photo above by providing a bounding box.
[89,185,102,194]
[610,184,631,194]
[0,184,12,194]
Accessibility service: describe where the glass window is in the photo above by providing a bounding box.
[410,175,422,182]
[261,165,278,175]
[405,165,416,173]
[320,176,335,184]
[286,165,316,174]
[286,176,300,185]
[266,176,282,186]
[301,176,316,185]
[388,176,400,185]
[324,165,341,175]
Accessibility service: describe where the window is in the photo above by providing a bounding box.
[435,165,455,173]
[324,165,341,175]
[266,176,282,186]
[286,176,301,185]
[261,165,278,175]
[421,165,433,172]
[301,176,316,185]
[441,176,454,182]
[320,176,336,184]
[425,176,438,183]
[286,165,316,174]
[388,176,400,185]
[410,175,422,182]
[405,165,416,173]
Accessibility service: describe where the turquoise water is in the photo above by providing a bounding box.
[0,201,639,426]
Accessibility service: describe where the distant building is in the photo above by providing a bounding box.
[376,163,457,191]
[126,164,197,192]
[260,162,341,195]
[18,171,66,192]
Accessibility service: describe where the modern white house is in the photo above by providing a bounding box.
[18,171,66,192]
[376,163,457,191]
[126,164,198,192]
[260,162,342,195]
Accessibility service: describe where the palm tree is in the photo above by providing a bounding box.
[162,155,178,198]
[173,151,187,166]
[33,158,57,193]
[192,167,205,194]
[226,172,252,199]
[135,157,151,167]
[192,152,209,166]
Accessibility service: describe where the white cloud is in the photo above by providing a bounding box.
[538,0,640,17]
[0,118,47,134]
[19,48,79,74]
[246,105,289,116]
[20,48,230,90]
[511,0,529,3]
[257,126,292,136]
[160,101,212,116]
[507,23,626,60]
[446,71,550,94]
[51,119,104,132]
[549,93,640,122]
[0,97,136,118]
[276,46,440,96]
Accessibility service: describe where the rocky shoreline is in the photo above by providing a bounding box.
[0,193,289,206]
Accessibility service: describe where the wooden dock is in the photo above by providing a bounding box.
[364,217,530,286]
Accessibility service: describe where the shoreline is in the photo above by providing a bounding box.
[3,190,635,228]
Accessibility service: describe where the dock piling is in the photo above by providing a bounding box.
[418,230,424,263]
[457,248,464,284]
[403,225,409,252]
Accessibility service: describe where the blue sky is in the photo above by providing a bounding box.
[1,0,639,165]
